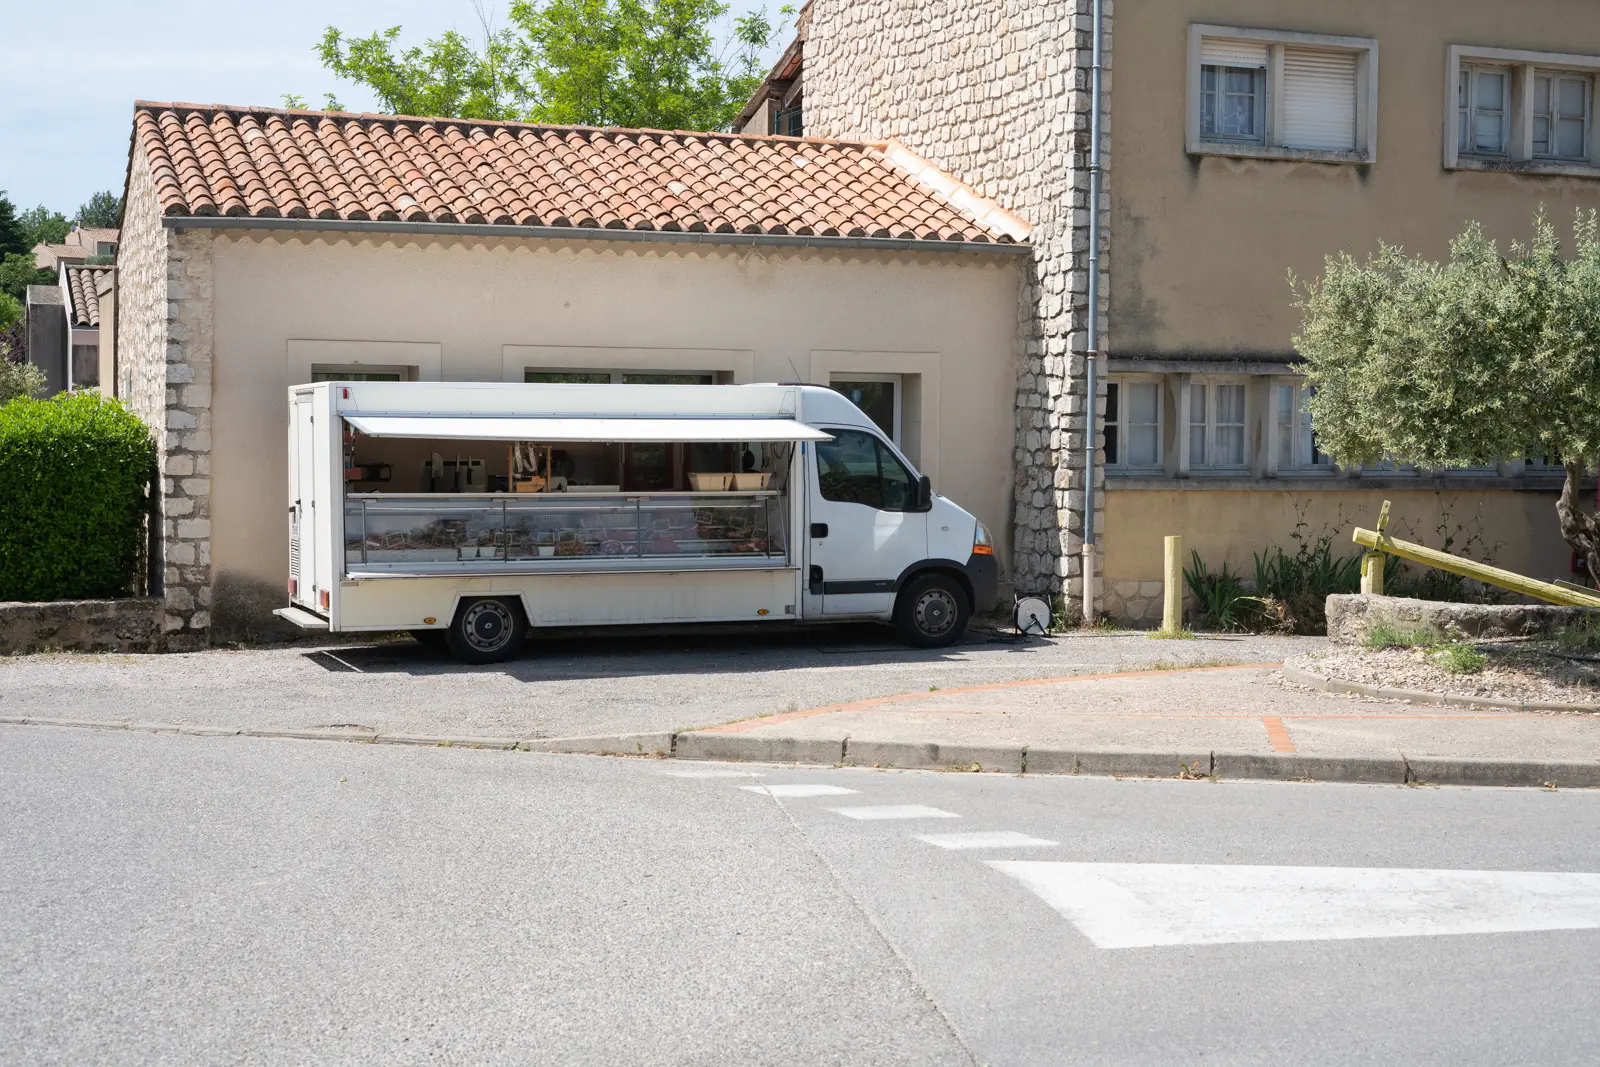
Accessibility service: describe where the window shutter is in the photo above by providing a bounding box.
[1282,47,1357,151]
[1201,38,1269,68]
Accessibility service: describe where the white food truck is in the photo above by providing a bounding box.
[274,381,997,662]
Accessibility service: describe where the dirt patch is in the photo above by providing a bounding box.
[1293,643,1600,708]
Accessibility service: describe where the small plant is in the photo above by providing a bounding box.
[1556,617,1600,655]
[1184,551,1263,631]
[1149,627,1195,640]
[1433,641,1487,674]
[1363,621,1435,649]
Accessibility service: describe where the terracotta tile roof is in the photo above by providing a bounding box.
[131,101,1030,246]
[64,264,112,328]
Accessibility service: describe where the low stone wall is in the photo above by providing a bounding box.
[0,598,164,655]
[1104,580,1168,626]
[1325,594,1589,645]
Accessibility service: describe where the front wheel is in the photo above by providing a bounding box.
[893,574,970,649]
[445,597,528,664]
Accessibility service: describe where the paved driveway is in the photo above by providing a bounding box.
[0,625,1312,740]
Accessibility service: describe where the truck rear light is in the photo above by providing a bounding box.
[320,589,330,611]
[288,578,297,597]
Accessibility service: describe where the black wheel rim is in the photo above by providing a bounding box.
[913,589,958,638]
[462,601,514,653]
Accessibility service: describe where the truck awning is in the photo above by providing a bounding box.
[342,415,833,443]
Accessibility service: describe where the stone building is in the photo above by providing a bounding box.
[112,101,1030,644]
[766,0,1600,622]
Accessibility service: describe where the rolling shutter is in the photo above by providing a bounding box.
[1200,38,1268,69]
[1282,47,1357,150]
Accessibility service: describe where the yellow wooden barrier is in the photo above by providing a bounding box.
[1352,499,1600,609]
[1163,535,1183,632]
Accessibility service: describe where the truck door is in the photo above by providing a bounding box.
[290,395,318,608]
[805,427,928,616]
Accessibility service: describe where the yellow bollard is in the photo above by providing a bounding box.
[1360,552,1384,595]
[1163,535,1183,632]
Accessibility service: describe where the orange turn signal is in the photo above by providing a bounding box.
[423,617,437,625]
[972,543,995,556]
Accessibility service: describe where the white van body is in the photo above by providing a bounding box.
[276,382,997,658]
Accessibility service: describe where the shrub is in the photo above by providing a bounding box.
[0,392,155,600]
[1183,551,1265,632]
[1433,642,1487,674]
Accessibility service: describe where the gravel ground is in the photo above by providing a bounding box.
[1294,642,1600,707]
[0,624,1314,739]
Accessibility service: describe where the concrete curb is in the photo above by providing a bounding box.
[5,714,1598,788]
[1282,663,1600,713]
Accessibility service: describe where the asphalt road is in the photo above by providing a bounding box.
[5,727,1599,1066]
[0,626,1310,739]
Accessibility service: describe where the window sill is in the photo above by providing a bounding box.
[1106,473,1567,492]
[1188,141,1371,166]
[1448,155,1600,180]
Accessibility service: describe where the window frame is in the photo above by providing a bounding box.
[1533,69,1593,161]
[1200,63,1268,146]
[1274,381,1333,474]
[827,372,903,445]
[1459,63,1512,157]
[311,364,415,382]
[1187,375,1250,474]
[1187,24,1379,165]
[1105,376,1164,474]
[1445,46,1600,177]
[523,368,717,385]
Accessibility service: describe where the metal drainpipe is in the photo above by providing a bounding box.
[1080,0,1106,623]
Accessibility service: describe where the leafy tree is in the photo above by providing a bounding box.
[308,0,783,131]
[0,193,29,260]
[0,290,20,330]
[0,253,52,303]
[1294,210,1600,582]
[1,316,43,403]
[75,191,122,229]
[19,206,70,248]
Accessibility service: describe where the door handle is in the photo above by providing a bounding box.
[810,523,829,538]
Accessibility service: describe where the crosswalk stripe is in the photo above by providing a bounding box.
[830,805,961,820]
[741,784,860,797]
[991,861,1600,948]
[916,830,1058,850]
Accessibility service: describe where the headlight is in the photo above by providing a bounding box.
[973,522,994,555]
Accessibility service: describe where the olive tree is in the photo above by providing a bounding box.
[1294,211,1600,581]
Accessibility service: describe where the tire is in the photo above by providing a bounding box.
[893,573,970,649]
[410,629,448,650]
[445,597,528,664]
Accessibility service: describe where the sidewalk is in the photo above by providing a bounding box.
[672,664,1600,787]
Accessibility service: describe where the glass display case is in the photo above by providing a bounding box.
[344,492,788,573]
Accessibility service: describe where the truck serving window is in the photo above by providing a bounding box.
[817,429,916,511]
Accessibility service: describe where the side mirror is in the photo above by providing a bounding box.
[917,475,933,511]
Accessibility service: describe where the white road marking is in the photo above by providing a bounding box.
[741,784,860,797]
[830,805,961,821]
[989,861,1600,949]
[661,769,765,778]
[916,830,1059,850]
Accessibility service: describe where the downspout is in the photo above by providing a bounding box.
[1080,0,1106,623]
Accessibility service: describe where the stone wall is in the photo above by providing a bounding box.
[0,598,163,655]
[1326,594,1589,645]
[807,0,1110,615]
[118,146,215,648]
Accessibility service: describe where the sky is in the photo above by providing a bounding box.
[0,0,785,219]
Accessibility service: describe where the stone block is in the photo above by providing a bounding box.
[164,453,195,477]
[165,541,196,565]
[1325,594,1587,645]
[176,519,211,540]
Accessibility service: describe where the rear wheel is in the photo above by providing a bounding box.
[893,573,970,649]
[445,597,528,664]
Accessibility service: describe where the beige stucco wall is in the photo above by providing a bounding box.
[204,232,1022,635]
[1102,486,1570,621]
[1111,1,1600,356]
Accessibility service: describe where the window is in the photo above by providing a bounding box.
[829,375,901,443]
[1200,42,1267,145]
[1105,379,1161,469]
[772,105,803,137]
[1276,383,1330,471]
[816,429,918,511]
[1446,47,1600,175]
[1189,26,1377,162]
[1535,71,1591,160]
[524,369,714,384]
[312,365,409,382]
[1189,380,1247,471]
[1459,65,1510,155]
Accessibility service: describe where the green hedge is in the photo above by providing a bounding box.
[0,392,155,601]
